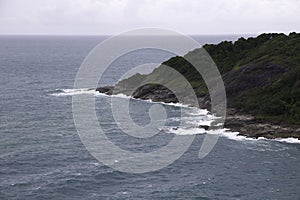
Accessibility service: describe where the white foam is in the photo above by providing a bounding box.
[111,93,132,99]
[185,119,213,126]
[51,88,300,145]
[221,131,259,141]
[274,137,300,144]
[163,126,227,136]
[207,128,226,135]
[141,98,189,108]
[50,88,96,96]
[91,162,101,166]
[188,108,210,116]
[221,130,300,144]
[52,88,201,110]
[160,101,189,108]
[101,90,194,108]
[51,89,133,98]
[164,127,206,135]
[197,118,214,124]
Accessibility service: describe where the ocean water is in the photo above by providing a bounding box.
[0,35,299,200]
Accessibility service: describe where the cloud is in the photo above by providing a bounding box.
[0,0,299,34]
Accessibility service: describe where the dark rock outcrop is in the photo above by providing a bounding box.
[95,86,113,95]
[132,85,178,103]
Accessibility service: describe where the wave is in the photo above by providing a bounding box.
[51,88,192,108]
[164,126,227,136]
[163,127,206,135]
[134,97,189,108]
[188,109,210,116]
[274,137,300,144]
[221,130,260,141]
[163,125,300,144]
[221,130,300,144]
[50,88,97,96]
[51,88,300,144]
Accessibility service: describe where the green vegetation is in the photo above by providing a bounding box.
[204,32,300,123]
[118,33,300,124]
[204,32,300,72]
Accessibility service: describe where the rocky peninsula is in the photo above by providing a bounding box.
[96,33,300,139]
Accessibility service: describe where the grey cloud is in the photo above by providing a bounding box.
[0,0,299,34]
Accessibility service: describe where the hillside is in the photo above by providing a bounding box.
[204,32,300,123]
[108,33,300,125]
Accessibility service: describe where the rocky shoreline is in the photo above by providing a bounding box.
[225,109,300,139]
[95,86,300,140]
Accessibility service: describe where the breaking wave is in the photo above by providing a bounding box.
[50,88,300,144]
[50,88,97,96]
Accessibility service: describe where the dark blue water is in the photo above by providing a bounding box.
[0,35,299,200]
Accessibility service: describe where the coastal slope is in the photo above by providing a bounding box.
[97,33,300,139]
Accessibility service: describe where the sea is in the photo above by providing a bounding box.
[0,35,299,200]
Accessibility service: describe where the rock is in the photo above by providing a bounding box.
[132,84,178,103]
[226,114,300,139]
[95,86,114,95]
[199,125,210,130]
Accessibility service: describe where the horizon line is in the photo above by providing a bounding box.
[0,33,258,37]
[0,31,297,37]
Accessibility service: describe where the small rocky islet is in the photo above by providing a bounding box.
[96,33,300,139]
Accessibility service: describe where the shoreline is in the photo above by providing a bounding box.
[225,109,300,140]
[95,86,300,140]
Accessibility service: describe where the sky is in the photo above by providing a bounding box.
[0,0,299,35]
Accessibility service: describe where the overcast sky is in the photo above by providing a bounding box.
[0,0,299,35]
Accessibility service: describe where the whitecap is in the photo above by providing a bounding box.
[111,93,132,99]
[164,126,206,135]
[50,88,96,96]
[140,98,189,108]
[274,137,300,144]
[220,130,264,141]
[91,162,101,166]
[221,130,300,144]
[188,108,210,116]
[207,128,227,135]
